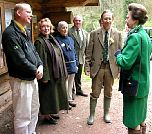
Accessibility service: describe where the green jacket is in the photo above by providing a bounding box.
[116,25,152,98]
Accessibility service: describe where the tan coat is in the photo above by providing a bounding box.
[85,27,122,79]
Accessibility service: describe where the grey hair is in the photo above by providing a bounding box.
[57,21,68,31]
[73,15,83,21]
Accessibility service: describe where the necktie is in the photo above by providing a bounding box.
[77,29,81,43]
[103,31,108,63]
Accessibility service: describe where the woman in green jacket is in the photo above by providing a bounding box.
[115,3,152,134]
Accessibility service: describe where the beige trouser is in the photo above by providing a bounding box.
[91,62,114,98]
[66,74,75,102]
[9,77,39,134]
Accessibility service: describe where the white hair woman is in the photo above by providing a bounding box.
[55,21,78,107]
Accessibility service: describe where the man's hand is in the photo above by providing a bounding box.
[36,65,43,80]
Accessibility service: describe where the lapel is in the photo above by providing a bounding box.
[71,27,84,47]
[109,29,115,47]
[70,27,79,44]
[97,28,104,47]
[98,28,115,48]
[81,30,86,42]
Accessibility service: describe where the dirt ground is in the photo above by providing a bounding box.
[1,62,152,134]
[36,74,152,134]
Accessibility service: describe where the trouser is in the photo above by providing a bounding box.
[66,74,75,101]
[74,64,83,93]
[9,77,39,134]
[91,62,114,98]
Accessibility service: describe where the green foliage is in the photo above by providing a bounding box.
[123,0,137,25]
[67,0,152,32]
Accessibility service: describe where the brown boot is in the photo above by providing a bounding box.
[128,128,142,134]
[141,125,146,134]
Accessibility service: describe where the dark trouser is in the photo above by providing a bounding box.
[75,64,83,93]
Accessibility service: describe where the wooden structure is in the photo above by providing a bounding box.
[0,0,99,116]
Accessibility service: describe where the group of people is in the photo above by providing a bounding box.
[2,2,152,134]
[34,16,89,125]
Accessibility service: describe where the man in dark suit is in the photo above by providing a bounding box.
[69,15,88,97]
[85,10,122,125]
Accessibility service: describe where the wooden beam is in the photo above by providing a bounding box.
[40,0,99,7]
[42,11,73,25]
[85,0,100,6]
[43,7,67,13]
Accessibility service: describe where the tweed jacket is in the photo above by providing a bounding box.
[116,25,152,98]
[68,26,88,64]
[85,27,122,79]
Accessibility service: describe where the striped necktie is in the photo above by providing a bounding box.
[103,31,108,63]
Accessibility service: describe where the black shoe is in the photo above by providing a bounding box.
[76,92,88,97]
[65,105,72,110]
[69,102,76,107]
[50,114,60,120]
[68,105,72,110]
[72,92,76,100]
[44,117,57,125]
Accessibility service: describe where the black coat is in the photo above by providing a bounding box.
[2,20,42,80]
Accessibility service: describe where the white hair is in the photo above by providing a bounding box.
[57,21,68,30]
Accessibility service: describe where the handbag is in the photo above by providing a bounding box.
[119,70,139,96]
[119,34,142,97]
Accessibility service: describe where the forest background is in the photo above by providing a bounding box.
[67,0,152,32]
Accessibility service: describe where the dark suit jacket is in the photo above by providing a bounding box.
[85,27,123,79]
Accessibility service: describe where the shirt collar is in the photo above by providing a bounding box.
[14,20,26,33]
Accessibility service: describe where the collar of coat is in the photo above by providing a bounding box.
[97,27,115,46]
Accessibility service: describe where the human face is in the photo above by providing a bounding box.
[58,24,68,37]
[101,12,113,30]
[126,11,138,29]
[73,16,82,29]
[17,4,33,26]
[40,21,51,37]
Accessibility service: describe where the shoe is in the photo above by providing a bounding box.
[50,114,60,119]
[76,92,88,97]
[44,117,57,125]
[72,92,76,100]
[141,124,146,134]
[69,102,76,107]
[65,105,72,110]
[128,128,141,134]
[68,105,72,110]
